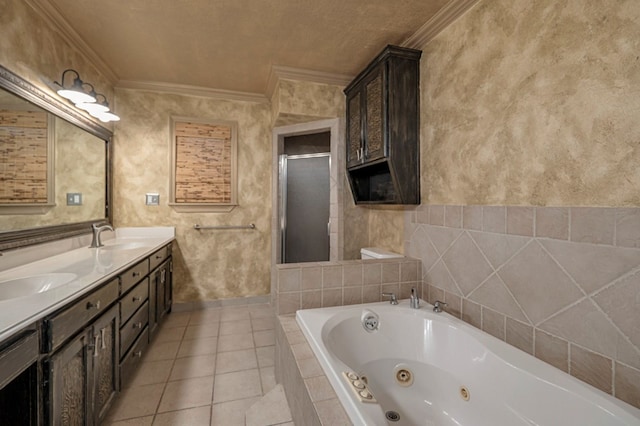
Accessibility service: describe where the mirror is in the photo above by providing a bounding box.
[0,65,112,251]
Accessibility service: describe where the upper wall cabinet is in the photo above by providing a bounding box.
[345,45,421,204]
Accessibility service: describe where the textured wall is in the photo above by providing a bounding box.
[113,89,272,302]
[420,0,640,206]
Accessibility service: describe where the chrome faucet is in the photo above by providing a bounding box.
[90,223,114,248]
[433,300,447,313]
[410,287,420,309]
[382,292,398,305]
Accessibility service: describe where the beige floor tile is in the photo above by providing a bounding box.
[216,348,258,374]
[162,312,191,328]
[260,366,277,394]
[254,329,275,347]
[108,383,165,421]
[213,369,262,403]
[189,309,221,325]
[152,405,211,426]
[245,385,292,426]
[219,319,252,335]
[256,346,275,368]
[220,307,251,322]
[210,397,260,426]
[252,316,275,331]
[217,332,254,352]
[183,323,219,340]
[106,416,154,426]
[127,359,174,388]
[177,336,217,358]
[143,340,180,362]
[170,354,216,381]
[158,376,214,413]
[153,326,185,344]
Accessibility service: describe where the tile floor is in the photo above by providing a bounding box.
[104,304,294,426]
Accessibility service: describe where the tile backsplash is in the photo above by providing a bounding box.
[405,205,640,409]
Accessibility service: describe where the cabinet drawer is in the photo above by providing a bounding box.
[46,278,118,352]
[149,244,171,271]
[120,326,148,389]
[120,278,149,324]
[120,259,149,295]
[120,301,148,357]
[0,329,38,389]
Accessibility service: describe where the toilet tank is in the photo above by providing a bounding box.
[360,247,403,259]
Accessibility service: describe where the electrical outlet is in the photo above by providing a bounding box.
[145,193,160,206]
[66,193,82,206]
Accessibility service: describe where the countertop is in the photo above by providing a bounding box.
[0,227,175,343]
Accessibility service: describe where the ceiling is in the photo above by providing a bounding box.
[46,0,454,95]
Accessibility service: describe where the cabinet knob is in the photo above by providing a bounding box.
[132,272,141,278]
[100,328,107,350]
[92,335,100,357]
[133,322,143,330]
[86,300,101,310]
[155,254,163,259]
[133,350,143,358]
[132,296,142,302]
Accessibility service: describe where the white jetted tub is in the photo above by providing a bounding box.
[296,300,640,426]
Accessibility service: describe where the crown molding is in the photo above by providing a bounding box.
[266,65,353,99]
[401,0,481,49]
[116,80,268,103]
[24,0,119,85]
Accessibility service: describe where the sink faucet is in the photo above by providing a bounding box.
[382,292,398,305]
[90,223,114,248]
[410,287,420,309]
[433,300,448,313]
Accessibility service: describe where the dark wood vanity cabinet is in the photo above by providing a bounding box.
[345,45,422,204]
[45,303,119,426]
[149,257,172,340]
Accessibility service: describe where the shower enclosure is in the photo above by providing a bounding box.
[279,153,330,263]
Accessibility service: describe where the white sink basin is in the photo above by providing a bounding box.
[0,273,78,301]
[98,242,152,251]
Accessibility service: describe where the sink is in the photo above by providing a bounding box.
[98,242,152,251]
[0,273,78,301]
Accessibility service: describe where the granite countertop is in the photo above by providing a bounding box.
[0,227,175,343]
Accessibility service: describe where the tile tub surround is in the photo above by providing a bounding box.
[405,205,640,409]
[275,314,351,426]
[274,258,422,315]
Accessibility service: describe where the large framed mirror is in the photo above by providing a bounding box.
[0,64,112,251]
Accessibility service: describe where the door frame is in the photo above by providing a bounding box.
[271,118,344,297]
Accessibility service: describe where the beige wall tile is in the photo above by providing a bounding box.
[443,291,461,318]
[614,362,640,409]
[463,206,483,231]
[429,285,445,305]
[301,267,323,290]
[304,376,335,402]
[314,398,350,425]
[468,274,528,322]
[444,205,463,228]
[301,290,322,309]
[506,318,533,355]
[382,262,400,283]
[570,345,613,394]
[482,308,505,340]
[343,264,363,286]
[429,205,444,226]
[343,287,363,305]
[278,268,301,292]
[482,206,506,233]
[277,292,300,315]
[363,285,381,303]
[462,298,481,329]
[322,265,343,288]
[506,206,534,237]
[442,233,494,295]
[570,207,615,245]
[616,208,640,248]
[363,263,382,284]
[401,261,419,282]
[424,260,461,296]
[322,289,342,307]
[535,207,569,240]
[534,330,568,373]
[425,226,462,255]
[416,205,429,224]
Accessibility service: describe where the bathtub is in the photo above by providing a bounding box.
[296,300,640,426]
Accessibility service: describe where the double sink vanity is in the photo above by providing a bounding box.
[0,227,175,425]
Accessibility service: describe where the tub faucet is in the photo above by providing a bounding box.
[90,223,114,248]
[410,287,420,309]
[382,292,398,305]
[433,300,448,313]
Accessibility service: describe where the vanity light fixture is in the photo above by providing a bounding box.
[54,69,120,122]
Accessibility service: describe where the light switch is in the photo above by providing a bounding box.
[145,193,160,206]
[66,193,82,206]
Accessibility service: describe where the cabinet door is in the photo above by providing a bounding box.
[92,306,119,425]
[164,260,173,313]
[148,268,158,339]
[363,69,385,163]
[47,331,91,426]
[346,90,363,168]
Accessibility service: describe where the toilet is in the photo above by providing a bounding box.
[360,247,403,259]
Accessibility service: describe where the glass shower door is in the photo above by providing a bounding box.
[280,153,330,263]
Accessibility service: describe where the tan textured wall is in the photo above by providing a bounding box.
[366,207,405,254]
[113,89,272,302]
[421,0,640,207]
[0,0,113,108]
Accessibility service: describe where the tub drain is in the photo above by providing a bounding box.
[394,364,414,387]
[385,411,401,422]
[460,386,470,401]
